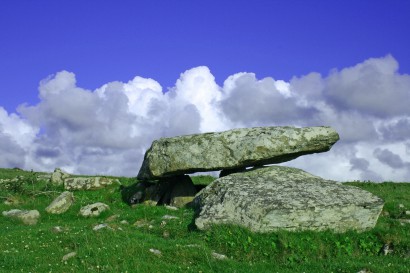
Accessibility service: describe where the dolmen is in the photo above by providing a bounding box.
[135,126,384,232]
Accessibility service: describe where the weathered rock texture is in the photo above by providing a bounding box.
[79,202,109,217]
[50,168,70,186]
[194,166,384,233]
[64,177,120,190]
[138,126,339,180]
[2,209,40,225]
[45,191,75,214]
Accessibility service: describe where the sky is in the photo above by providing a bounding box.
[1,1,410,181]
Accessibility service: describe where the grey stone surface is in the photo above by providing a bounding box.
[138,126,339,180]
[50,168,70,186]
[64,177,120,190]
[2,209,40,225]
[194,166,384,233]
[45,191,75,214]
[79,202,109,217]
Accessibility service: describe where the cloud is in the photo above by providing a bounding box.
[170,66,230,133]
[0,107,38,168]
[323,55,410,117]
[350,157,370,171]
[373,148,410,169]
[0,130,26,168]
[1,56,410,182]
[349,156,383,182]
[379,117,410,142]
[220,72,318,127]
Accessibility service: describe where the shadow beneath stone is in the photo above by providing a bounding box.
[120,175,199,208]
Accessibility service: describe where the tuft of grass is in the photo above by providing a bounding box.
[191,174,216,186]
[0,169,409,272]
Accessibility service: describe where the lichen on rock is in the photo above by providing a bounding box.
[194,166,384,233]
[137,126,339,180]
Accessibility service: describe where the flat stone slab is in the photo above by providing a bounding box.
[138,126,339,180]
[194,166,384,232]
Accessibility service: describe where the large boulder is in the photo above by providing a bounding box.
[194,166,384,233]
[138,126,339,180]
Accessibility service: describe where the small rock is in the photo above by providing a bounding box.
[165,205,178,211]
[79,202,109,217]
[406,210,410,216]
[45,191,74,214]
[93,223,111,231]
[106,214,120,222]
[211,251,228,260]
[357,269,373,273]
[160,221,167,227]
[120,220,129,225]
[399,204,405,209]
[163,230,170,238]
[62,252,77,262]
[171,196,195,208]
[162,215,179,220]
[185,244,201,248]
[51,226,65,233]
[379,243,394,255]
[149,248,162,256]
[3,196,20,206]
[143,200,158,206]
[399,219,410,225]
[2,209,40,225]
[133,219,150,228]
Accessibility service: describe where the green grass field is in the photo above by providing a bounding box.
[0,168,409,272]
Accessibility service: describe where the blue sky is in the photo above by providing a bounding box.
[2,1,409,111]
[1,1,410,181]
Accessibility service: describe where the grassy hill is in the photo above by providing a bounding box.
[0,168,409,272]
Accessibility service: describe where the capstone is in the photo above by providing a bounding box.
[138,126,339,180]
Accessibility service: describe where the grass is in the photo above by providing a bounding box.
[0,168,409,272]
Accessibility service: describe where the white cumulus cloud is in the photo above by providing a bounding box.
[1,55,410,182]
